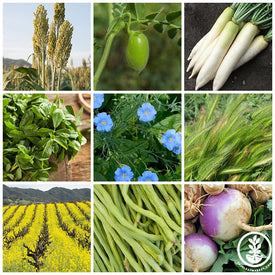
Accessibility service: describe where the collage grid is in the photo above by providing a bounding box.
[0,0,274,273]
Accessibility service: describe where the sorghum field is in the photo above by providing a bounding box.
[3,201,91,272]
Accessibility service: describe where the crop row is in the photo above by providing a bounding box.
[3,202,91,272]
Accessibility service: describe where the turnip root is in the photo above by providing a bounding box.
[227,184,255,193]
[250,184,272,203]
[200,188,272,241]
[184,222,196,236]
[184,233,218,272]
[202,183,224,195]
[185,184,206,220]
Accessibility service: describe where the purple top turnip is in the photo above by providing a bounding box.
[200,188,272,241]
[184,233,218,272]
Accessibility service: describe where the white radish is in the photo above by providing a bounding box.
[187,33,208,61]
[184,222,196,236]
[185,233,218,272]
[195,21,239,90]
[202,183,224,195]
[187,6,235,73]
[200,188,272,241]
[234,32,271,70]
[189,36,218,78]
[213,22,259,91]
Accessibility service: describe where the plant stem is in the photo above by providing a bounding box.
[94,32,115,90]
[51,65,56,91]
[41,50,45,89]
[108,3,113,25]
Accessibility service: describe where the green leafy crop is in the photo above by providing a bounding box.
[3,94,86,181]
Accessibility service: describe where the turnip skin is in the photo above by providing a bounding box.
[227,184,254,193]
[184,233,218,272]
[184,222,196,236]
[202,183,224,195]
[184,184,206,220]
[200,189,252,241]
[250,184,272,203]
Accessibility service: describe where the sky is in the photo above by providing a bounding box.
[3,3,91,67]
[4,183,91,191]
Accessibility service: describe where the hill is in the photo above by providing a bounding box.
[3,57,32,70]
[3,185,90,205]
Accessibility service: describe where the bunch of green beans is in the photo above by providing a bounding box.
[94,184,181,272]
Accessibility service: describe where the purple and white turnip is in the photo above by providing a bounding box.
[200,188,272,241]
[184,233,218,272]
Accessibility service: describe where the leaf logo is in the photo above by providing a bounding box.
[246,236,263,264]
[237,232,272,268]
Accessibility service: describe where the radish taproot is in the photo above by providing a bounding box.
[234,28,272,70]
[184,222,196,236]
[187,4,237,72]
[200,188,272,241]
[187,33,208,61]
[184,233,218,272]
[213,4,272,91]
[195,3,261,90]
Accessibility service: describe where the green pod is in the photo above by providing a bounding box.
[126,31,149,72]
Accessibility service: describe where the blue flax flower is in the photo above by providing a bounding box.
[94,94,104,109]
[138,171,159,182]
[115,165,134,181]
[94,112,113,132]
[161,129,182,153]
[137,103,157,122]
[172,132,182,155]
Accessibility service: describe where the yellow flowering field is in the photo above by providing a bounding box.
[3,201,91,272]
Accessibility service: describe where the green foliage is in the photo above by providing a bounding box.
[3,94,86,181]
[94,94,181,181]
[185,94,272,181]
[94,3,181,90]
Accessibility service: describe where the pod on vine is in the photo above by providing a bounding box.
[126,31,149,72]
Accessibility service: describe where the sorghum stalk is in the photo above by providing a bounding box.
[54,20,73,90]
[33,4,49,89]
[48,22,57,90]
[54,3,65,39]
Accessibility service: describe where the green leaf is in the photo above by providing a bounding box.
[166,10,181,22]
[54,137,68,150]
[167,28,178,39]
[65,105,75,116]
[145,12,159,20]
[42,140,53,159]
[57,149,65,163]
[52,109,64,129]
[210,254,228,272]
[20,109,34,128]
[35,128,53,137]
[153,23,163,33]
[178,37,181,46]
[135,3,146,19]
